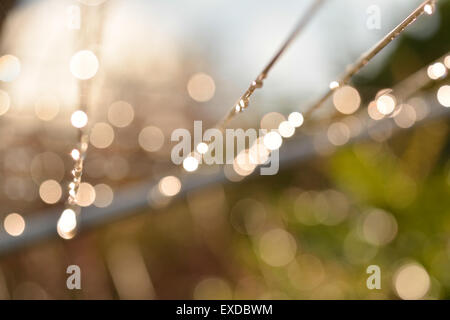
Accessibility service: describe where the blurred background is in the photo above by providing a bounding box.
[0,0,449,299]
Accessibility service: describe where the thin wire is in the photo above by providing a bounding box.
[316,51,450,130]
[216,0,325,131]
[303,0,436,118]
[215,0,436,131]
[66,6,108,209]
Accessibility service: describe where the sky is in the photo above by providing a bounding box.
[9,0,442,122]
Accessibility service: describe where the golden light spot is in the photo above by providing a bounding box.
[263,131,282,151]
[0,55,21,82]
[327,122,350,146]
[260,112,286,131]
[437,85,450,107]
[445,55,450,69]
[35,95,59,121]
[332,85,361,115]
[248,138,270,165]
[233,150,256,177]
[90,122,114,149]
[394,263,430,300]
[193,278,232,300]
[70,50,99,80]
[75,182,96,207]
[288,254,325,291]
[183,155,199,172]
[138,126,164,152]
[427,62,447,80]
[342,115,363,138]
[93,184,114,208]
[362,209,398,246]
[187,73,215,102]
[4,213,25,237]
[278,121,295,138]
[408,97,429,121]
[0,90,10,116]
[196,142,209,154]
[368,101,384,120]
[158,176,181,197]
[259,229,297,267]
[39,180,62,204]
[108,101,134,128]
[71,110,88,128]
[288,112,304,128]
[394,104,416,128]
[376,94,396,115]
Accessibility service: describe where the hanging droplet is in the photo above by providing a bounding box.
[329,81,340,90]
[424,2,435,15]
[252,79,263,89]
[71,149,80,160]
[239,98,249,109]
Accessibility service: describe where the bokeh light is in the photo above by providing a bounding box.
[394,104,416,128]
[71,110,88,128]
[196,142,209,154]
[108,101,134,128]
[327,122,350,146]
[39,179,62,204]
[368,101,385,120]
[183,155,199,172]
[0,89,10,116]
[193,277,232,300]
[69,50,99,80]
[93,184,114,208]
[3,213,25,237]
[233,150,256,177]
[427,62,447,79]
[75,182,96,207]
[90,122,115,149]
[138,126,164,152]
[394,263,430,300]
[0,54,21,82]
[361,209,398,246]
[278,120,295,138]
[376,93,396,115]
[187,73,215,102]
[332,85,361,115]
[445,55,450,69]
[34,95,59,121]
[288,112,304,128]
[263,131,282,151]
[260,112,285,131]
[259,229,297,267]
[158,176,182,197]
[437,85,450,107]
